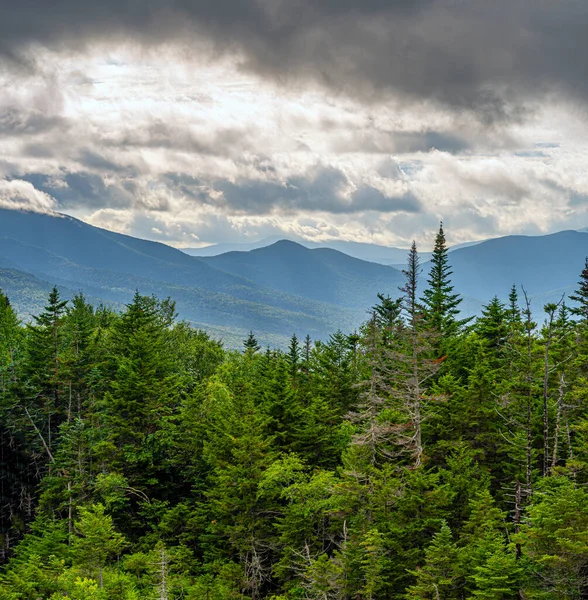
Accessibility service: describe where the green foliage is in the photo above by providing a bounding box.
[1,242,588,599]
[406,522,461,599]
[421,223,470,340]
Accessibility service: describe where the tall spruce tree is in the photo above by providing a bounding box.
[421,223,468,339]
[569,257,588,321]
[395,241,439,466]
[24,287,69,459]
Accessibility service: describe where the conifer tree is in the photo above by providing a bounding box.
[395,241,439,466]
[407,522,461,599]
[507,284,521,324]
[72,503,128,588]
[244,330,261,354]
[470,550,521,599]
[0,288,21,392]
[287,333,300,380]
[421,223,468,339]
[569,257,588,321]
[401,241,423,330]
[372,293,403,346]
[24,287,69,459]
[476,297,508,351]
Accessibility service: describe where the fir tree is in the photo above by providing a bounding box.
[244,330,261,354]
[407,522,461,599]
[287,333,300,380]
[569,257,588,321]
[421,223,468,338]
[476,297,508,351]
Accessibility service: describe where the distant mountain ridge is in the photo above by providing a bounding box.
[183,236,484,264]
[0,209,403,346]
[202,240,404,311]
[1,208,588,347]
[184,237,430,263]
[442,230,588,308]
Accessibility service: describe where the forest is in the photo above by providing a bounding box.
[0,225,587,599]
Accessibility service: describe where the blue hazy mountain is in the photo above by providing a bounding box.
[2,209,588,346]
[202,240,405,310]
[441,230,588,307]
[0,209,400,345]
[183,236,482,264]
[184,236,432,263]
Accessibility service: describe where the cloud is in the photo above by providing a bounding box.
[18,172,134,210]
[0,20,586,251]
[0,1,587,121]
[165,166,421,215]
[0,179,57,213]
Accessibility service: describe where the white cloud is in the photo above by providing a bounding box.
[0,47,588,249]
[0,179,57,213]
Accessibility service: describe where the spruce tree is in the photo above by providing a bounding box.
[24,287,69,459]
[287,333,300,380]
[569,257,588,321]
[72,503,128,588]
[507,284,521,324]
[0,288,21,389]
[421,223,468,338]
[476,297,508,351]
[243,330,261,354]
[395,241,439,466]
[407,522,461,599]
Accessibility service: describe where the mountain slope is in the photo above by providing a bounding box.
[0,210,378,344]
[444,230,588,304]
[185,236,432,263]
[183,236,484,264]
[202,240,405,310]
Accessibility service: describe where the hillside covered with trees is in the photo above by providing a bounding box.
[0,225,587,599]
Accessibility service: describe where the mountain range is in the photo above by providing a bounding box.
[182,236,481,264]
[0,208,587,347]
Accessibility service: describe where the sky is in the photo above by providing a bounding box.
[1,0,588,249]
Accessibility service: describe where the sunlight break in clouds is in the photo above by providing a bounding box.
[1,0,588,249]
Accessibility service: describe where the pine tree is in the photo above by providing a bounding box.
[421,223,468,338]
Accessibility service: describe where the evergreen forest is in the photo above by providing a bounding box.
[1,225,588,599]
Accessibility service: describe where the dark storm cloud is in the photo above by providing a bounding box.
[0,1,587,118]
[166,167,422,215]
[18,172,134,210]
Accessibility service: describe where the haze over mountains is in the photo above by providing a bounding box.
[183,237,482,265]
[1,208,587,347]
